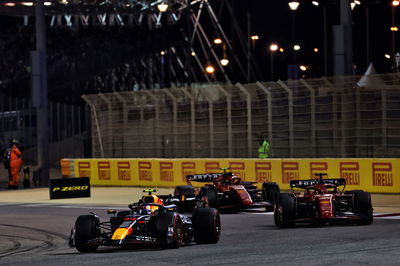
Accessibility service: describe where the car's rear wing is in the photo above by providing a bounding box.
[290,178,346,189]
[186,173,222,182]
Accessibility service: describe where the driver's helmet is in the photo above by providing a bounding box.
[231,176,241,185]
[142,195,163,205]
[140,204,159,215]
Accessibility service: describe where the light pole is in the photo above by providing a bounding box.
[269,43,278,81]
[288,1,300,80]
[312,1,328,76]
[247,11,251,83]
[392,1,399,71]
[333,0,353,76]
[220,43,230,67]
[251,35,259,53]
[288,1,300,64]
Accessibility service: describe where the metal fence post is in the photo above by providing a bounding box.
[199,88,215,157]
[163,89,178,158]
[114,92,128,157]
[255,82,273,156]
[381,88,387,156]
[144,90,160,158]
[277,80,294,158]
[63,103,68,138]
[323,77,344,157]
[99,94,112,157]
[332,90,338,157]
[82,95,104,158]
[300,79,316,157]
[236,83,252,158]
[217,85,232,157]
[180,87,196,157]
[71,104,75,137]
[355,87,361,157]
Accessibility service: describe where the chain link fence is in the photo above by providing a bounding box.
[0,94,89,166]
[83,73,400,158]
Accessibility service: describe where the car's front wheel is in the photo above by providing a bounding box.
[201,186,218,208]
[192,207,221,244]
[74,215,101,252]
[275,193,296,228]
[262,182,280,211]
[353,190,373,225]
[156,212,184,248]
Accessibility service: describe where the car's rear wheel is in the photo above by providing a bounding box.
[201,186,218,208]
[192,208,221,244]
[156,212,184,248]
[74,215,101,252]
[275,193,296,227]
[262,182,280,211]
[353,190,373,225]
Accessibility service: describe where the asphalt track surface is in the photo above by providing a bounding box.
[0,202,400,266]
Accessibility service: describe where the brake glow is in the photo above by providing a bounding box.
[124,217,137,221]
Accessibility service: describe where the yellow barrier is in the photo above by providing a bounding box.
[60,158,400,193]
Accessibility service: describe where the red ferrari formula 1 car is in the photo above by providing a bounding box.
[274,173,373,227]
[174,167,280,212]
[69,189,220,252]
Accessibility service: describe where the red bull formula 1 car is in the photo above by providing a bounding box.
[69,189,221,252]
[274,173,373,227]
[173,167,280,212]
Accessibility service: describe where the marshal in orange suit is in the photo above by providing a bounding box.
[8,139,22,189]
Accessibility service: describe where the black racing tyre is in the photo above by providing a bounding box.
[156,212,184,248]
[353,190,373,225]
[275,193,296,228]
[201,187,218,208]
[74,215,101,252]
[174,185,195,196]
[192,208,221,244]
[262,182,280,211]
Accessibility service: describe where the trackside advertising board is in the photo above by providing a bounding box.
[60,158,400,193]
[49,177,90,199]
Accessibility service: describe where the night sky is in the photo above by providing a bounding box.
[230,0,395,79]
